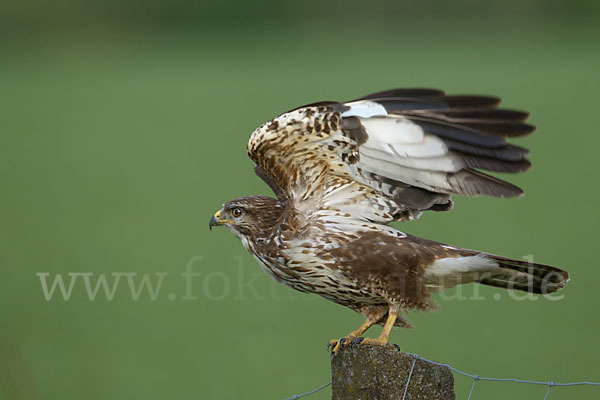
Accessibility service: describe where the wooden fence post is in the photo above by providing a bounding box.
[331,345,455,399]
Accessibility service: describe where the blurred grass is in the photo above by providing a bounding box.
[1,13,600,400]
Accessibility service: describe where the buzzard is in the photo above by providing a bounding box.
[209,88,569,356]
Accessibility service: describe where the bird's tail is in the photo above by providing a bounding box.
[475,254,569,294]
[425,251,569,294]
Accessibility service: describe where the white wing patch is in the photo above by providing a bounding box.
[342,100,388,118]
[360,117,424,144]
[345,114,470,194]
[366,135,448,158]
[356,116,462,172]
[359,147,462,172]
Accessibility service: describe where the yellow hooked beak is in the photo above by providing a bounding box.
[209,209,234,230]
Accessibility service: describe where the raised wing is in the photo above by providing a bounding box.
[248,88,534,223]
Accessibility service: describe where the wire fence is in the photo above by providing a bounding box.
[283,351,600,400]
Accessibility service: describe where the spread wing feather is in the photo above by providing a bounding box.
[248,88,534,224]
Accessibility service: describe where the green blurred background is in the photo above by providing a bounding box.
[1,1,599,399]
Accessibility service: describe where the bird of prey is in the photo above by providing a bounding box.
[209,88,569,356]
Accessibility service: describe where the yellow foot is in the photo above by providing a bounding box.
[328,336,399,357]
[328,336,357,358]
[353,336,396,350]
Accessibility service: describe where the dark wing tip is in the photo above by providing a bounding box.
[355,88,445,101]
[444,95,502,109]
[448,169,525,198]
[459,153,532,173]
[437,108,530,122]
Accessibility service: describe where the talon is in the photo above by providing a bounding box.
[327,338,339,352]
[329,337,349,358]
[330,351,335,361]
[351,337,364,345]
[393,343,401,351]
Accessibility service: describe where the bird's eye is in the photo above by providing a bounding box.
[232,207,243,217]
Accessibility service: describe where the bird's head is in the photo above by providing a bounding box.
[209,196,286,240]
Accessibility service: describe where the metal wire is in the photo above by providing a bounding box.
[467,375,479,400]
[543,382,555,400]
[401,354,418,400]
[282,382,331,400]
[282,351,600,399]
